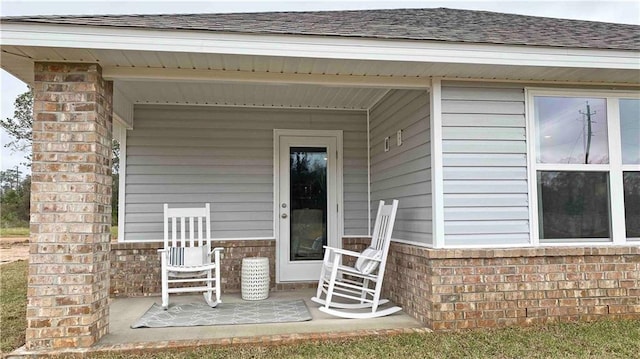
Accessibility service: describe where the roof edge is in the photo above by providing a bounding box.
[1,7,638,27]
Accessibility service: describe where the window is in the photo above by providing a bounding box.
[529,91,640,243]
[620,99,640,165]
[620,99,640,239]
[535,97,608,165]
[624,172,640,238]
[537,171,610,240]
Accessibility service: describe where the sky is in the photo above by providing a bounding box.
[1,0,639,174]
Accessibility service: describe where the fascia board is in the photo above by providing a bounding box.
[1,23,639,70]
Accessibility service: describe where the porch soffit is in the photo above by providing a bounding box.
[2,43,639,90]
[114,80,388,110]
[4,45,639,111]
[1,39,640,87]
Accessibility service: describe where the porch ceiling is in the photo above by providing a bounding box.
[115,80,386,110]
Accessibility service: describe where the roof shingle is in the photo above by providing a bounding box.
[2,8,639,51]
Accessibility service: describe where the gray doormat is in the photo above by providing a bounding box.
[131,300,312,328]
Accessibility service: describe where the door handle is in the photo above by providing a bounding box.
[281,213,288,219]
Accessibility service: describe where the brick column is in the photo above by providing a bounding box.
[27,63,113,350]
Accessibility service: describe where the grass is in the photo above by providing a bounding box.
[0,227,29,237]
[1,259,639,357]
[111,226,118,240]
[0,260,27,353]
[88,319,640,359]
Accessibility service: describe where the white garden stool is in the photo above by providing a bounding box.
[241,257,270,300]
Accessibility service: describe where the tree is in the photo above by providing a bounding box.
[0,90,33,165]
[1,90,33,228]
[0,171,30,227]
[1,90,121,227]
[111,141,120,225]
[0,168,22,192]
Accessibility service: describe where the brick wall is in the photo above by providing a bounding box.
[110,240,276,296]
[28,63,113,349]
[342,237,369,265]
[111,237,639,331]
[383,242,640,330]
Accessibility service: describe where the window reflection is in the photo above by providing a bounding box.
[290,147,327,261]
[624,172,640,238]
[620,99,640,165]
[535,97,609,164]
[537,171,610,240]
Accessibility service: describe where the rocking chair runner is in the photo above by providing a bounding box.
[311,200,400,319]
[158,203,223,310]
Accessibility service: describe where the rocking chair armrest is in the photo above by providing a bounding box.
[158,249,168,267]
[208,247,224,255]
[322,246,381,261]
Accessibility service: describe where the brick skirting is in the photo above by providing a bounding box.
[110,240,276,297]
[382,240,640,330]
[111,237,640,331]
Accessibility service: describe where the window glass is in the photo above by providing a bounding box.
[289,147,327,261]
[620,99,640,165]
[535,97,608,164]
[537,171,610,241]
[624,171,640,238]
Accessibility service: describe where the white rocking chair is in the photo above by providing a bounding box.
[311,200,400,319]
[158,203,223,310]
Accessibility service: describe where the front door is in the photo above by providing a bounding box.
[276,130,342,282]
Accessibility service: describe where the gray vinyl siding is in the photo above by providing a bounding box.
[369,90,432,245]
[124,105,368,241]
[441,83,530,246]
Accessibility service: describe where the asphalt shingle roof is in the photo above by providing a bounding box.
[2,8,639,51]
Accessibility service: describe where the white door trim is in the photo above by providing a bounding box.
[273,129,344,282]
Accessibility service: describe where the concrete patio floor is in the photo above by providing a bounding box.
[103,288,425,345]
[9,289,429,358]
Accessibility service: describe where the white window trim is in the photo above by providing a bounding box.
[526,88,640,245]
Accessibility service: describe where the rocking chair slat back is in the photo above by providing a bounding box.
[372,200,397,277]
[370,200,397,252]
[163,203,211,248]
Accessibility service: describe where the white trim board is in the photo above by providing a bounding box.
[429,79,445,248]
[129,101,370,112]
[2,24,638,69]
[441,77,640,88]
[119,237,277,244]
[391,238,434,248]
[366,109,372,236]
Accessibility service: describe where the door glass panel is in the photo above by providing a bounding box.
[290,147,327,261]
